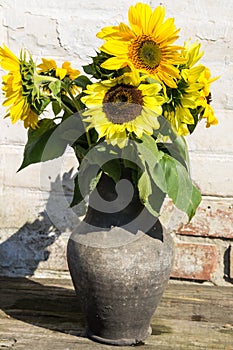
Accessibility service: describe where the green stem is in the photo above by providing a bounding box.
[67,88,81,112]
[34,75,76,120]
[84,123,92,147]
[33,74,58,85]
[62,82,92,148]
[60,101,74,115]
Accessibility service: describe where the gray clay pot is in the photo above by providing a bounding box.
[67,172,174,345]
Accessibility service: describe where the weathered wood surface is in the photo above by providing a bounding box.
[0,277,232,349]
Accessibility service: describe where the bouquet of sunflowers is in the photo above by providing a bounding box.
[0,2,218,222]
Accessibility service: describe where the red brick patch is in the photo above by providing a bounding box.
[171,242,218,281]
[177,199,233,239]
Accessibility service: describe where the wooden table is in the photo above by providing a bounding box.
[0,277,232,349]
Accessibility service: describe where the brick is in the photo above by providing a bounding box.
[230,245,233,280]
[177,198,233,239]
[171,242,218,281]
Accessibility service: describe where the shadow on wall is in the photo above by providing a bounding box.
[0,170,85,277]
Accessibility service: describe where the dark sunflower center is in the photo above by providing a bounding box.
[138,40,161,68]
[103,84,143,124]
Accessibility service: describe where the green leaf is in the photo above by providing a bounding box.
[52,101,62,116]
[102,159,121,183]
[172,135,190,169]
[153,153,201,220]
[73,75,92,89]
[154,116,178,141]
[70,165,103,208]
[72,143,89,161]
[60,94,76,115]
[49,80,61,98]
[135,134,162,169]
[84,143,118,166]
[70,172,84,207]
[133,136,166,216]
[147,180,166,215]
[144,198,160,217]
[18,119,67,171]
[137,164,161,217]
[82,143,123,183]
[188,107,200,134]
[138,167,152,203]
[159,135,190,170]
[79,162,102,197]
[83,51,126,80]
[121,141,142,171]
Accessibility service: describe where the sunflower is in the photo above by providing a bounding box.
[37,58,80,80]
[97,2,185,88]
[162,39,219,135]
[81,72,165,148]
[181,42,219,128]
[0,45,39,128]
[163,64,205,135]
[37,58,80,96]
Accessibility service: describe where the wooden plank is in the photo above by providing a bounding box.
[0,278,232,350]
[156,283,233,324]
[0,315,232,350]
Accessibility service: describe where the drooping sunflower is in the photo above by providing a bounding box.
[97,2,186,88]
[37,58,80,80]
[81,72,165,148]
[37,58,80,96]
[0,45,39,128]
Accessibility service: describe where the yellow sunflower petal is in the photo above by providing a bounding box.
[23,109,38,129]
[203,104,218,127]
[148,6,166,35]
[155,18,177,42]
[101,40,129,56]
[37,58,57,72]
[62,61,80,80]
[128,2,152,34]
[138,82,162,95]
[101,56,128,70]
[55,68,67,80]
[177,106,194,125]
[0,45,20,71]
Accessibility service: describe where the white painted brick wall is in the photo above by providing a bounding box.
[0,0,232,282]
